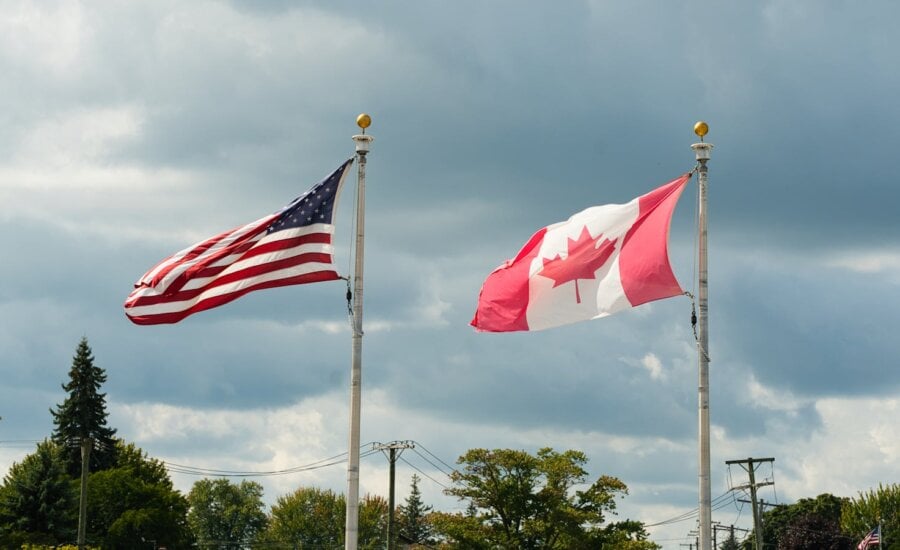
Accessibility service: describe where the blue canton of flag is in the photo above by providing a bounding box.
[269,163,346,233]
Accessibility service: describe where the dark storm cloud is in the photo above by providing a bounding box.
[717,251,900,396]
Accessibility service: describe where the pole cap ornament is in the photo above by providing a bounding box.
[694,121,709,140]
[353,114,374,152]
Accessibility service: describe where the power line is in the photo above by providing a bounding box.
[645,491,739,528]
[410,441,458,475]
[162,442,379,478]
[410,447,455,478]
[399,455,449,490]
[0,439,43,448]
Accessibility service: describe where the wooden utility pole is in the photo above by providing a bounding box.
[77,437,92,550]
[373,441,414,550]
[726,457,774,550]
[713,523,749,549]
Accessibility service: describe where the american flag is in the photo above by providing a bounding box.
[124,159,353,325]
[858,526,881,550]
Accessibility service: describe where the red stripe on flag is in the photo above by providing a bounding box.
[125,251,336,307]
[126,270,340,325]
[145,218,274,290]
[190,233,333,280]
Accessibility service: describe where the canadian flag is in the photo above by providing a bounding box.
[471,173,691,332]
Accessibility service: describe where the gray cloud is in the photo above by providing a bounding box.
[3,2,900,547]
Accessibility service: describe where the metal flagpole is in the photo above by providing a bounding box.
[692,121,713,550]
[346,113,373,550]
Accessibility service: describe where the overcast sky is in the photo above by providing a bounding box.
[1,1,899,547]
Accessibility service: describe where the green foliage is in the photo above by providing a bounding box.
[0,440,76,546]
[18,545,98,550]
[50,338,118,476]
[114,440,171,488]
[430,510,492,549]
[86,442,192,549]
[397,474,434,545]
[741,494,852,550]
[264,486,344,547]
[261,487,386,549]
[776,510,853,549]
[436,447,657,549]
[595,520,661,550]
[358,494,388,550]
[841,483,900,550]
[720,532,740,550]
[187,478,267,548]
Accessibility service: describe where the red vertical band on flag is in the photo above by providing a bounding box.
[619,173,691,306]
[469,228,547,332]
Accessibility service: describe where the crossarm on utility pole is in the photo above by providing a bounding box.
[373,441,415,550]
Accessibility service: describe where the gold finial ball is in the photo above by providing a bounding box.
[694,121,709,138]
[356,113,371,130]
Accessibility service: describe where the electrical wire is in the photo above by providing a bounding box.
[644,490,738,528]
[410,448,455,479]
[162,442,378,478]
[410,440,458,475]
[398,455,449,490]
[165,450,348,475]
[0,439,42,447]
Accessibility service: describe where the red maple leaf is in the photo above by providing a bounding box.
[538,226,617,303]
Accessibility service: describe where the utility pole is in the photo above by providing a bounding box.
[373,441,414,550]
[738,499,785,510]
[726,457,774,550]
[77,437,92,550]
[713,523,749,549]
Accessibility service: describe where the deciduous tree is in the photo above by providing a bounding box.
[264,487,343,548]
[841,483,900,550]
[262,487,387,549]
[358,494,388,550]
[87,442,192,549]
[744,494,851,550]
[187,478,267,548]
[436,447,658,549]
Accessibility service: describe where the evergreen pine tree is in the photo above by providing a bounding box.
[50,337,118,476]
[721,532,740,550]
[397,474,434,545]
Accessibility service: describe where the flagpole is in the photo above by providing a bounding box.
[346,113,373,550]
[692,121,713,550]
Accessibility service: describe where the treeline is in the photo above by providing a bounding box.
[1,339,895,549]
[0,338,659,549]
[737,489,900,550]
[0,441,661,549]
